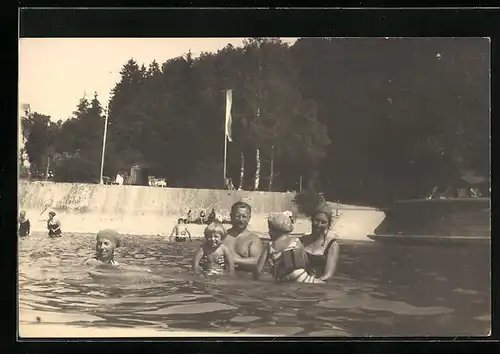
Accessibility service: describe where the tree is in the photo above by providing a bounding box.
[21,112,59,178]
[51,93,106,182]
[236,38,330,191]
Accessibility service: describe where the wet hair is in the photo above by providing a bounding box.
[204,221,227,240]
[177,218,184,223]
[311,205,334,228]
[48,211,56,217]
[231,201,252,215]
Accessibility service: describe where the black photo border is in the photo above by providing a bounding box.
[3,5,498,354]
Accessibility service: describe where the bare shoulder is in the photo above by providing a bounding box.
[84,258,100,266]
[245,229,261,241]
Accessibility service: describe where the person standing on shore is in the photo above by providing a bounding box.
[223,201,263,272]
[47,211,62,238]
[18,210,31,237]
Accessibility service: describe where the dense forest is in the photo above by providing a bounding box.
[19,37,490,206]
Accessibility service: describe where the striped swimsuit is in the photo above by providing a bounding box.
[268,239,323,284]
[199,248,226,275]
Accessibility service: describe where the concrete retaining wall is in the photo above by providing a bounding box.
[18,181,296,216]
[18,181,385,240]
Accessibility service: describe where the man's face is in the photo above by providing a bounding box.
[96,238,115,262]
[231,207,251,231]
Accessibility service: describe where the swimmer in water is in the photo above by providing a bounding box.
[84,229,121,266]
[47,211,62,238]
[253,212,324,284]
[169,218,192,242]
[192,221,235,277]
[18,210,31,237]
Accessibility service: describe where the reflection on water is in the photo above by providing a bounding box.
[18,233,490,336]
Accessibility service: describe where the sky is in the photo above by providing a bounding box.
[19,38,297,121]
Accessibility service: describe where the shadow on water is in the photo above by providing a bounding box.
[18,232,490,336]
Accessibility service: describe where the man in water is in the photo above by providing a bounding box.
[84,229,121,266]
[223,201,263,272]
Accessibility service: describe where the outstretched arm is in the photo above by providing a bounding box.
[222,245,236,276]
[252,245,269,281]
[192,247,204,273]
[320,241,340,281]
[187,229,192,241]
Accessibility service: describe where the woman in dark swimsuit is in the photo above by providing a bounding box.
[300,205,340,281]
[18,210,30,237]
[47,211,62,238]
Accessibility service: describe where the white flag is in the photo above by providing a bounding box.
[225,90,233,142]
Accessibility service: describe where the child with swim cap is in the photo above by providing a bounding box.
[47,211,62,238]
[169,218,192,242]
[253,212,324,284]
[84,229,121,266]
[192,221,235,276]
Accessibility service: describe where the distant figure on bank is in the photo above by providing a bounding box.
[199,209,207,224]
[208,208,216,224]
[223,201,263,272]
[253,213,324,284]
[84,229,121,266]
[192,221,235,276]
[115,173,124,185]
[18,210,31,237]
[169,218,192,242]
[186,209,193,223]
[47,211,62,238]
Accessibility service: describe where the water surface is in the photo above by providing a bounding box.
[18,232,490,336]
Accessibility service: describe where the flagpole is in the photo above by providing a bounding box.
[223,89,232,187]
[99,101,109,184]
[223,126,228,184]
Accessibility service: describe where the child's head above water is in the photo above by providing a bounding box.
[20,210,26,218]
[177,218,185,224]
[203,221,227,248]
[267,212,294,240]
